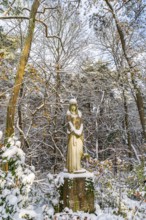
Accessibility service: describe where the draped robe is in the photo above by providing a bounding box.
[66,111,83,173]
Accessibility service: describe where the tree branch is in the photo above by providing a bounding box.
[3,0,16,16]
[0,16,65,52]
[37,6,58,13]
[16,119,30,148]
[36,19,65,52]
[22,6,58,14]
[0,16,29,20]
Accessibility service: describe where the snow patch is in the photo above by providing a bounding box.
[57,171,94,180]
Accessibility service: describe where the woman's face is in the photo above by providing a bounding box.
[70,104,76,113]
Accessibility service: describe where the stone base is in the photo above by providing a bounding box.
[57,172,95,213]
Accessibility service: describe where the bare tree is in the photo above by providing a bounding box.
[91,0,146,142]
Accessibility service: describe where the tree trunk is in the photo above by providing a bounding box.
[123,91,132,157]
[5,0,40,138]
[53,62,61,173]
[105,0,146,141]
[144,97,146,141]
[18,84,24,141]
[95,91,105,160]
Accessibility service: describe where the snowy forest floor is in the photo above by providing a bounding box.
[0,136,146,220]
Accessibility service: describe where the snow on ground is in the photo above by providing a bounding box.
[1,135,146,220]
[54,212,124,220]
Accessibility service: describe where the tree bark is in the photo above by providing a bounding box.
[18,83,25,146]
[144,98,146,141]
[5,0,40,138]
[53,62,61,173]
[123,90,132,161]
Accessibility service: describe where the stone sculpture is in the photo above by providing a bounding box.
[66,98,84,173]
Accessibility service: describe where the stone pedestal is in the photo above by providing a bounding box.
[57,172,95,213]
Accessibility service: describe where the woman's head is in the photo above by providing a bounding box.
[69,98,78,114]
[70,104,77,113]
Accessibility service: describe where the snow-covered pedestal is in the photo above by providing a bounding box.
[57,171,95,213]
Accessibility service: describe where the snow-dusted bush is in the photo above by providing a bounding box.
[95,169,121,209]
[29,173,60,220]
[126,162,146,203]
[1,133,145,220]
[0,135,35,220]
[94,159,146,219]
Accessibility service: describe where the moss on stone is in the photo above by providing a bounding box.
[58,176,95,212]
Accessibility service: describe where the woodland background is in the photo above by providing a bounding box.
[0,0,146,219]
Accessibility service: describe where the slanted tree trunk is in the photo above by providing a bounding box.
[18,83,25,146]
[5,0,40,138]
[105,0,146,142]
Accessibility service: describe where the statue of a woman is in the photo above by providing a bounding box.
[66,99,84,173]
